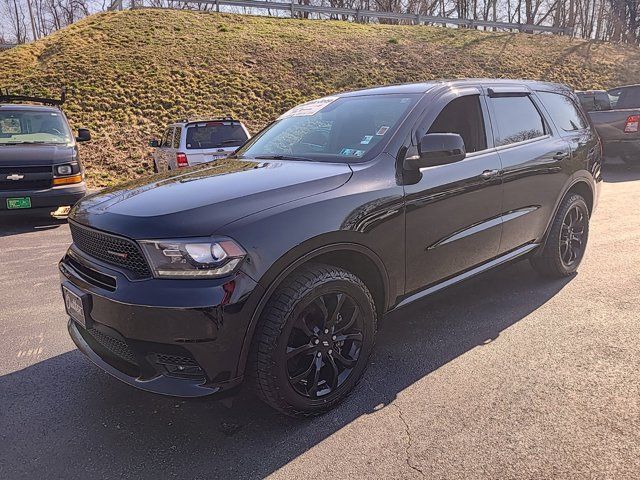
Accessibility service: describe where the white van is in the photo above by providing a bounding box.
[150,118,250,171]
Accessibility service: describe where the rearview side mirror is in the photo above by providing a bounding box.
[404,133,466,170]
[76,128,91,143]
[149,139,160,148]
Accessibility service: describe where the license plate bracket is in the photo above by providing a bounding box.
[7,197,31,209]
[62,283,93,329]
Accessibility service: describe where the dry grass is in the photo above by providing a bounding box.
[2,10,640,187]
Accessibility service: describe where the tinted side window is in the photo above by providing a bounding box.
[173,126,182,148]
[537,92,587,131]
[608,89,622,108]
[491,96,545,147]
[617,87,640,109]
[428,95,487,153]
[161,128,174,148]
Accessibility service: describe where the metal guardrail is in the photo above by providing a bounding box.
[109,0,569,34]
[0,44,18,50]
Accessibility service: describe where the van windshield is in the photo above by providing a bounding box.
[0,109,72,145]
[185,122,249,150]
[235,94,420,163]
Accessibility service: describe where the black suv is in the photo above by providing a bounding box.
[0,93,90,215]
[59,80,601,416]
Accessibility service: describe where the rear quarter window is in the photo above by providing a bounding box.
[537,91,588,132]
[491,96,546,147]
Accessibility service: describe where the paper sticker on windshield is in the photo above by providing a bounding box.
[361,135,373,145]
[279,96,339,119]
[376,126,389,136]
[340,148,365,157]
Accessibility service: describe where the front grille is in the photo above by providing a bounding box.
[0,165,53,192]
[69,222,152,278]
[0,165,52,174]
[66,255,117,291]
[87,327,137,366]
[0,179,51,191]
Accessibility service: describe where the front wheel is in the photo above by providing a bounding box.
[530,193,590,277]
[248,263,377,417]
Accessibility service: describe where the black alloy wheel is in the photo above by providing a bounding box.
[530,193,590,277]
[559,205,587,267]
[249,263,377,417]
[286,291,363,399]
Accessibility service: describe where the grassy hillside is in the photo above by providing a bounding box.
[2,10,640,187]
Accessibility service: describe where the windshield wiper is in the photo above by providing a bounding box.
[0,141,59,146]
[254,154,313,162]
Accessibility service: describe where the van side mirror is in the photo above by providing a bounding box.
[76,128,91,142]
[149,139,160,148]
[404,133,466,170]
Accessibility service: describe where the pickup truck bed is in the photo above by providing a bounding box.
[577,86,640,164]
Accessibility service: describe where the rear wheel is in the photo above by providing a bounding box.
[249,263,377,417]
[530,193,589,277]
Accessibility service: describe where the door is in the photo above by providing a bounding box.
[487,89,571,254]
[403,89,504,294]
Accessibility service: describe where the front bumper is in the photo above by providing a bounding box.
[60,247,262,397]
[0,182,86,213]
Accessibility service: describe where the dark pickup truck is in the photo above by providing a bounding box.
[577,85,640,164]
[0,93,90,216]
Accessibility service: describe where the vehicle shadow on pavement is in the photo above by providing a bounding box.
[0,261,572,479]
[0,215,67,237]
[603,163,640,183]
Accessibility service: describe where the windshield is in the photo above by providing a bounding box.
[186,122,249,150]
[236,94,420,163]
[0,109,72,145]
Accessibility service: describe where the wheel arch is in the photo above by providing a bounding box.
[538,175,595,253]
[236,240,391,376]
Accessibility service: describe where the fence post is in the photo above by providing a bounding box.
[415,14,420,25]
[215,0,219,12]
[355,9,360,22]
[291,0,295,18]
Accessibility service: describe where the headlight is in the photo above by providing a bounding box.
[55,164,73,175]
[139,238,246,279]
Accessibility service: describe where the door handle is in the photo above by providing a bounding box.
[553,152,569,161]
[480,169,500,180]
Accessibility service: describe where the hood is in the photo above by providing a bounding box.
[71,158,352,238]
[0,144,76,166]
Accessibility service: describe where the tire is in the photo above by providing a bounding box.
[248,263,377,417]
[530,193,590,278]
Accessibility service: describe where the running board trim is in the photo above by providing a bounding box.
[394,243,539,310]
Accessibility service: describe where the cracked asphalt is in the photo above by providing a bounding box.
[1,164,639,479]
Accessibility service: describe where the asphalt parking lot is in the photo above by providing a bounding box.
[1,164,639,479]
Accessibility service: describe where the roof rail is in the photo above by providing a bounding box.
[0,88,66,106]
[175,116,239,124]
